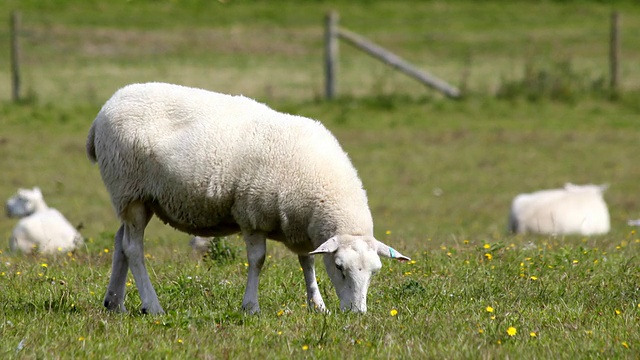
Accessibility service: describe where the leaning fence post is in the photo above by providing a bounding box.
[10,11,21,102]
[609,11,620,95]
[324,11,338,100]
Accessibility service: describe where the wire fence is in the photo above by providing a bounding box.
[4,9,633,104]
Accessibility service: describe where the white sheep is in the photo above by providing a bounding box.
[189,236,211,253]
[5,187,84,254]
[86,82,409,315]
[508,183,610,236]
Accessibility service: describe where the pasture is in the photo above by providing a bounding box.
[1,0,639,358]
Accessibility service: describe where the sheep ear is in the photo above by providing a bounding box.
[33,187,42,196]
[375,240,411,261]
[309,236,340,255]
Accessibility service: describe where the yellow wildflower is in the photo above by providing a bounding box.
[390,309,398,316]
[507,327,517,337]
[530,332,537,337]
[302,345,309,351]
[484,253,493,260]
[486,306,494,313]
[530,276,538,281]
[483,244,490,249]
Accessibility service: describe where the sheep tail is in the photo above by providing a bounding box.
[86,121,98,163]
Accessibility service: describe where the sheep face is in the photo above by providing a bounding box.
[311,235,410,313]
[6,187,44,218]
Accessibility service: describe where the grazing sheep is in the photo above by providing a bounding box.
[6,187,84,254]
[508,183,610,236]
[86,82,409,315]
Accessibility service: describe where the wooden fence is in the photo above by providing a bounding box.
[324,11,460,99]
[7,10,625,102]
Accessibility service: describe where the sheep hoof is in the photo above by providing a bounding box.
[141,305,165,315]
[104,299,127,313]
[242,303,260,315]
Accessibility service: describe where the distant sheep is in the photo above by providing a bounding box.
[189,236,210,253]
[86,82,409,315]
[6,187,84,254]
[508,183,610,236]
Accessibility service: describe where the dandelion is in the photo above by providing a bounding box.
[463,239,469,244]
[385,230,391,235]
[615,309,621,315]
[178,339,183,344]
[529,276,538,281]
[572,260,579,264]
[486,306,494,313]
[302,345,309,351]
[409,260,416,265]
[478,329,484,334]
[41,263,48,268]
[507,327,517,337]
[16,271,21,275]
[390,309,398,316]
[0,272,4,276]
[277,331,282,335]
[484,253,493,260]
[78,336,85,341]
[103,248,109,253]
[277,309,284,317]
[621,342,629,349]
[244,263,249,267]
[530,332,537,338]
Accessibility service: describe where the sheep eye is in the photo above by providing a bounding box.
[335,264,344,272]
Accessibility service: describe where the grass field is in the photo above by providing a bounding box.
[1,1,639,358]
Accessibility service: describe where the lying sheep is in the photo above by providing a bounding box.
[86,82,409,315]
[508,183,610,236]
[6,187,84,254]
[189,236,210,253]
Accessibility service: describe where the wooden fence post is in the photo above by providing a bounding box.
[324,11,338,100]
[10,11,21,102]
[609,11,620,94]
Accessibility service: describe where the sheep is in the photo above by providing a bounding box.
[86,82,410,315]
[189,236,211,253]
[508,183,610,236]
[5,187,84,254]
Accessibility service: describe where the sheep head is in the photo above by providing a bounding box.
[310,234,410,313]
[6,187,47,218]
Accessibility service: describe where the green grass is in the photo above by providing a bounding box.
[1,1,640,358]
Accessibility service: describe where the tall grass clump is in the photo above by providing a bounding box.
[496,59,609,103]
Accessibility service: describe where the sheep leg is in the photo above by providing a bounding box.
[242,231,266,314]
[298,255,328,312]
[121,203,164,315]
[103,225,128,312]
